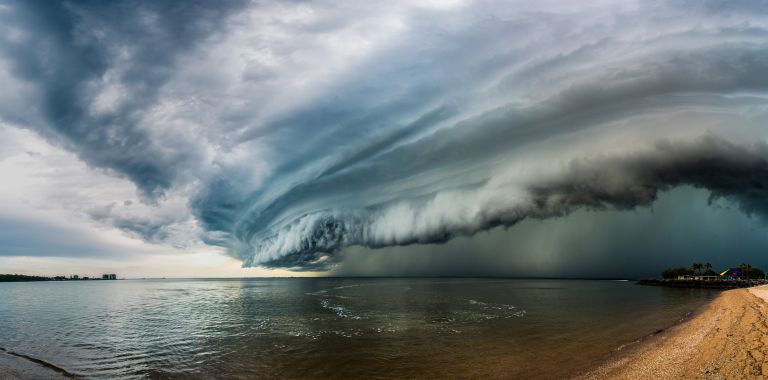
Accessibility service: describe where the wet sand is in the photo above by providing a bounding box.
[578,285,768,380]
[0,349,70,379]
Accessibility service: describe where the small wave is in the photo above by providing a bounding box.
[330,329,363,338]
[373,325,399,334]
[305,291,349,300]
[468,299,516,310]
[467,300,526,318]
[306,284,360,297]
[428,316,457,324]
[332,284,361,290]
[320,299,364,320]
[286,330,322,340]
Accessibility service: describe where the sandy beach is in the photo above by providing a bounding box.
[578,285,768,379]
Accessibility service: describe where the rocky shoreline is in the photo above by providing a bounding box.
[637,278,768,289]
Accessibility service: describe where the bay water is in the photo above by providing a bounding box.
[0,278,718,379]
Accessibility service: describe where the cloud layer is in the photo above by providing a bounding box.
[239,137,768,268]
[2,1,768,271]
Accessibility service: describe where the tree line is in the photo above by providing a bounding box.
[661,262,765,279]
[0,274,52,282]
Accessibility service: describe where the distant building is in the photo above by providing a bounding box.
[720,268,742,279]
[109,274,117,280]
[102,274,109,280]
[71,275,79,280]
[676,275,719,281]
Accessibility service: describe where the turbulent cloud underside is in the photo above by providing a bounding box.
[2,0,768,270]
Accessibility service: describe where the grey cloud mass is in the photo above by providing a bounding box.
[0,0,248,197]
[331,186,768,278]
[2,0,768,273]
[238,136,768,268]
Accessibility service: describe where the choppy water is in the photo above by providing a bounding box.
[0,278,718,379]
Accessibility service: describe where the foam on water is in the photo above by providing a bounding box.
[319,299,365,320]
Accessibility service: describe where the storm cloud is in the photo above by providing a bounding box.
[2,0,768,272]
[238,137,768,268]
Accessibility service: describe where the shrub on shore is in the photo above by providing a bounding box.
[661,267,694,279]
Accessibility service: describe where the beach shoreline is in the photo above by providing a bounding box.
[1,281,759,379]
[576,285,768,379]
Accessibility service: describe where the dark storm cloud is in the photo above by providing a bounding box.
[330,186,768,278]
[224,41,768,268]
[4,0,768,271]
[239,136,768,269]
[528,137,768,219]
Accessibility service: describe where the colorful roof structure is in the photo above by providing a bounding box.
[719,268,742,277]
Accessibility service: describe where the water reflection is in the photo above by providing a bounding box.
[0,279,718,379]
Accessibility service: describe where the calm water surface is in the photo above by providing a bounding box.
[0,278,718,379]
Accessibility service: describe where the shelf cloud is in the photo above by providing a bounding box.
[2,0,768,272]
[235,136,768,268]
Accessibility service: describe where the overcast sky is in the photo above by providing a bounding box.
[2,0,768,278]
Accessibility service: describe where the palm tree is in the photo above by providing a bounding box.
[740,263,754,279]
[690,262,702,275]
[705,262,713,274]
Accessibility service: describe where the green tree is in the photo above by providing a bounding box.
[738,263,765,279]
[661,267,693,279]
[690,262,703,275]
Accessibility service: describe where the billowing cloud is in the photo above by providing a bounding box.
[236,136,768,268]
[330,185,768,278]
[2,0,768,273]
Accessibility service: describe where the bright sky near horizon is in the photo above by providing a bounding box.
[0,122,304,277]
[3,0,768,277]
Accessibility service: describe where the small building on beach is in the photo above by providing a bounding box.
[676,275,719,281]
[719,268,742,279]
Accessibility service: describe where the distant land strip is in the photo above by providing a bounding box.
[0,274,118,282]
[0,274,51,282]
